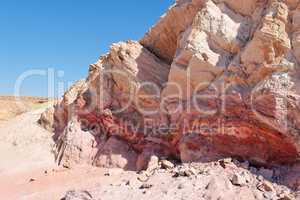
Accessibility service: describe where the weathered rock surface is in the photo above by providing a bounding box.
[62,190,94,200]
[56,119,98,168]
[94,136,138,170]
[140,0,204,64]
[40,0,300,191]
[60,161,299,200]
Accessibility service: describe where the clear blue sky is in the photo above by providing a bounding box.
[0,0,173,97]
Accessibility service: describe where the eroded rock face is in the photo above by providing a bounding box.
[56,119,98,168]
[140,0,205,64]
[41,0,300,171]
[94,136,138,170]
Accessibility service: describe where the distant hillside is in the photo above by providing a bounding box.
[0,96,50,124]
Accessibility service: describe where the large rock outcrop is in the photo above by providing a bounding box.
[41,0,300,174]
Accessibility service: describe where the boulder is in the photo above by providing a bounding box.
[42,0,300,170]
[94,136,138,171]
[56,119,98,168]
[38,106,55,132]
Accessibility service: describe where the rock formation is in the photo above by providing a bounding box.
[41,0,300,176]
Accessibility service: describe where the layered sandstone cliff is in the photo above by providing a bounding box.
[41,0,300,174]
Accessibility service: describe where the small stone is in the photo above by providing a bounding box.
[62,190,93,200]
[184,167,197,177]
[257,175,264,182]
[231,173,247,186]
[140,183,153,189]
[160,160,175,169]
[223,158,232,163]
[137,174,149,182]
[157,168,166,173]
[240,161,250,169]
[178,183,185,189]
[29,178,36,182]
[232,159,240,166]
[258,168,273,180]
[125,178,140,188]
[263,192,276,199]
[173,166,196,177]
[219,158,232,168]
[250,167,258,174]
[172,169,180,178]
[257,181,275,192]
[278,193,295,200]
[241,171,251,183]
[147,155,159,173]
[178,169,186,176]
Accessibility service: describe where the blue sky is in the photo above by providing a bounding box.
[0,0,173,97]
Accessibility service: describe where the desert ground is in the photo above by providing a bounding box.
[0,97,104,199]
[0,96,48,124]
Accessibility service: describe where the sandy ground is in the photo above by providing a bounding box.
[0,108,111,200]
[0,105,140,200]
